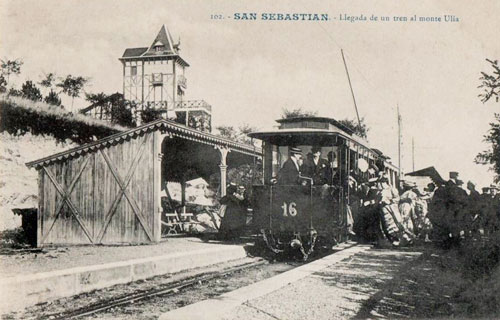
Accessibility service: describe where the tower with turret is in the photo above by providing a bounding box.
[119,25,211,130]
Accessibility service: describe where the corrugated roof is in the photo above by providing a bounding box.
[26,119,261,169]
[276,117,355,135]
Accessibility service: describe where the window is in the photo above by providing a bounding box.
[152,73,163,86]
[131,66,137,76]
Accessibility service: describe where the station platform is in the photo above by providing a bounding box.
[0,237,249,314]
[160,244,423,320]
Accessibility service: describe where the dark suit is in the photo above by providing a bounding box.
[278,158,300,185]
[301,156,329,185]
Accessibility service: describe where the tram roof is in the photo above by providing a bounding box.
[249,116,371,150]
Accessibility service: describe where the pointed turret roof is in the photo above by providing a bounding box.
[120,25,189,66]
[146,25,176,55]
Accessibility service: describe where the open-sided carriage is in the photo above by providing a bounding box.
[248,117,398,259]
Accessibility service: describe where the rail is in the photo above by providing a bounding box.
[42,259,266,320]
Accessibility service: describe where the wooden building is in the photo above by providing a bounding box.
[81,25,212,130]
[26,119,261,247]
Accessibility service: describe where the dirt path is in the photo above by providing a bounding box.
[355,246,500,319]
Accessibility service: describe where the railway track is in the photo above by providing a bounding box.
[41,259,268,320]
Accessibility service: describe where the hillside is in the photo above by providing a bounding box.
[0,95,127,231]
[0,133,76,230]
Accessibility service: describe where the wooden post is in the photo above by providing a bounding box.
[153,131,165,242]
[215,146,230,197]
[37,169,44,247]
[141,60,145,107]
[122,61,126,98]
[172,61,176,109]
[181,179,186,206]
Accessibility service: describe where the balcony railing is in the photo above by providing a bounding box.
[143,100,212,113]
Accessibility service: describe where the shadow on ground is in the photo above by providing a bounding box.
[312,246,499,319]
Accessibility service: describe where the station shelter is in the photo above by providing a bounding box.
[26,119,261,246]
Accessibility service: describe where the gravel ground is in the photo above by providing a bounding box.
[223,248,421,320]
[223,246,500,320]
[0,237,242,278]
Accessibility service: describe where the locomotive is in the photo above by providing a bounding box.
[248,117,399,259]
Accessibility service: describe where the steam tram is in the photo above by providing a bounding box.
[248,117,398,259]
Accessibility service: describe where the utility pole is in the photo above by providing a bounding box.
[341,49,362,129]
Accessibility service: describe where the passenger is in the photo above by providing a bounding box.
[346,173,358,236]
[324,151,340,186]
[301,146,329,185]
[479,187,493,234]
[454,178,469,237]
[428,172,468,246]
[399,181,418,235]
[466,181,481,237]
[218,184,248,240]
[486,185,500,234]
[412,183,436,241]
[377,175,414,246]
[278,147,304,185]
[356,177,380,241]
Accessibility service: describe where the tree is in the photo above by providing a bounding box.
[0,58,23,84]
[20,80,42,102]
[338,117,369,139]
[478,59,500,103]
[39,73,63,107]
[140,108,163,124]
[56,75,89,110]
[39,73,56,89]
[475,114,500,182]
[7,87,22,97]
[44,90,62,107]
[281,107,318,119]
[85,92,107,105]
[0,75,6,93]
[476,58,500,182]
[215,123,259,145]
[215,125,238,141]
[84,92,136,127]
[111,103,135,127]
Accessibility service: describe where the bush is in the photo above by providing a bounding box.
[460,233,500,278]
[141,108,164,124]
[0,95,125,144]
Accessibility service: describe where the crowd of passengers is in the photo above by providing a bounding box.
[275,146,500,247]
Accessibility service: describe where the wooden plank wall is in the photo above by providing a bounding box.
[38,132,156,246]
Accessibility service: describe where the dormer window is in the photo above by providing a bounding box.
[153,40,165,53]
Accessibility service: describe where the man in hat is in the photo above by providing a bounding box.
[278,147,304,185]
[428,171,467,245]
[491,185,500,232]
[301,146,329,186]
[218,183,248,240]
[324,151,340,186]
[479,186,496,235]
[465,181,481,237]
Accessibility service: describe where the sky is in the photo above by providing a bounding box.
[1,0,499,188]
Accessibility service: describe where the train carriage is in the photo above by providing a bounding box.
[248,117,398,259]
